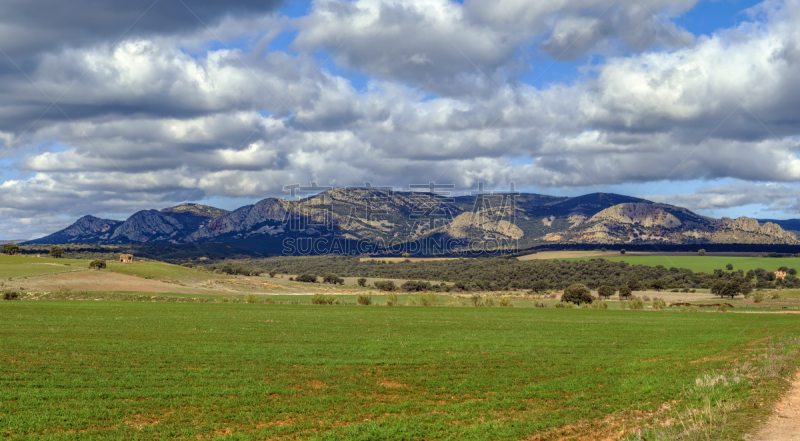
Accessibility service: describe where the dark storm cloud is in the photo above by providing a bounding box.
[0,0,284,57]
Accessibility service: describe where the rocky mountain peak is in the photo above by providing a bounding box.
[161,203,228,219]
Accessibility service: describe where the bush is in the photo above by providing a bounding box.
[218,263,261,276]
[322,273,344,284]
[419,292,438,306]
[402,253,409,258]
[89,259,107,269]
[357,278,367,287]
[2,243,20,255]
[49,245,64,258]
[533,301,547,308]
[554,302,573,309]
[262,296,276,304]
[597,285,616,299]
[2,290,19,300]
[698,249,706,256]
[401,280,432,292]
[483,297,495,307]
[591,302,608,309]
[296,274,318,283]
[357,293,373,306]
[311,294,335,305]
[470,293,482,307]
[269,271,276,278]
[561,284,593,305]
[245,294,258,303]
[770,292,781,300]
[629,298,644,310]
[181,263,194,268]
[374,280,396,291]
[499,296,513,307]
[652,298,667,310]
[753,292,765,303]
[386,292,398,306]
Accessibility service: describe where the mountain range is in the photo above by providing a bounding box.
[25,190,800,254]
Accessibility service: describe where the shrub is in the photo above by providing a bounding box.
[717,304,730,312]
[296,274,318,283]
[419,292,437,306]
[311,294,335,305]
[652,299,667,310]
[499,296,513,307]
[322,273,344,284]
[288,277,294,281]
[2,290,19,300]
[89,259,106,269]
[401,280,432,292]
[218,263,261,276]
[262,296,276,304]
[620,249,626,254]
[49,245,64,258]
[533,301,547,308]
[357,293,373,306]
[642,295,651,302]
[483,297,495,307]
[181,263,194,268]
[386,292,398,306]
[374,280,396,291]
[561,284,593,305]
[245,294,258,304]
[402,253,409,258]
[597,285,616,299]
[554,302,573,309]
[698,249,706,256]
[629,298,644,310]
[269,271,276,278]
[357,278,367,287]
[591,302,608,309]
[2,243,20,255]
[753,292,765,303]
[470,293,482,307]
[770,292,781,300]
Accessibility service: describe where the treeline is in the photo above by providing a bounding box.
[240,255,799,292]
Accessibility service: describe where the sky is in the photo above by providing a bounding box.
[1,0,800,239]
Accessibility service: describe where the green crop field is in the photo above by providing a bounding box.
[561,255,800,274]
[2,302,798,440]
[0,254,90,279]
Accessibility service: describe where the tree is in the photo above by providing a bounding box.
[778,266,789,272]
[561,284,593,305]
[620,249,626,255]
[650,279,667,291]
[739,281,754,297]
[357,278,367,287]
[698,249,706,256]
[89,259,106,269]
[374,281,396,291]
[49,245,64,258]
[711,280,726,298]
[789,268,798,276]
[531,280,549,293]
[627,278,640,292]
[2,243,20,255]
[726,263,733,271]
[618,286,632,299]
[597,285,616,299]
[746,270,756,280]
[322,273,344,284]
[295,274,318,283]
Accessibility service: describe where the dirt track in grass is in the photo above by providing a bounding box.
[749,373,800,440]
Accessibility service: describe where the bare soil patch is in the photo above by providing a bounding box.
[748,373,800,440]
[22,271,205,294]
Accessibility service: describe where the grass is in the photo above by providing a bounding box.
[105,260,218,283]
[2,302,799,439]
[560,255,800,274]
[0,254,90,279]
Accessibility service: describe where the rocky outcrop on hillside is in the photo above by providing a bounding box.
[109,210,184,243]
[589,203,684,228]
[162,203,228,219]
[187,198,295,241]
[25,215,123,244]
[444,211,524,240]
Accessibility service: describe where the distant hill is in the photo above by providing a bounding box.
[25,190,799,254]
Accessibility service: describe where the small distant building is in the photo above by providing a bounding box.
[775,271,787,279]
[119,254,134,264]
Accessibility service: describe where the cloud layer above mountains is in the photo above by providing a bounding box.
[2,0,800,237]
